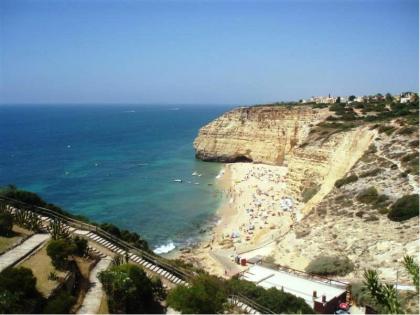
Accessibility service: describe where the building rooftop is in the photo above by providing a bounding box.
[241,265,346,306]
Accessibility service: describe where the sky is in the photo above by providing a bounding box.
[0,0,418,105]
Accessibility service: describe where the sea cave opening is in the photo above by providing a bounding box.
[232,155,253,163]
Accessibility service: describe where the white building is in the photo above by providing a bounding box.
[241,265,347,313]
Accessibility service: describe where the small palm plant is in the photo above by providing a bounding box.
[25,211,43,232]
[363,269,402,314]
[48,218,70,240]
[112,254,124,267]
[403,255,419,293]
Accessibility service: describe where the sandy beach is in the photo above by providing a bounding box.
[180,162,303,276]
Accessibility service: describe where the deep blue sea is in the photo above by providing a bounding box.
[0,104,233,252]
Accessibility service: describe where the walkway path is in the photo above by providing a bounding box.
[0,234,50,272]
[77,256,112,314]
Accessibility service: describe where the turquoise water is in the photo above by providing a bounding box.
[0,104,233,251]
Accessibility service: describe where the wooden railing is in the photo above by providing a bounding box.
[0,196,192,281]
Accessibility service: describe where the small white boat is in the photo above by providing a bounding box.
[173,179,182,183]
[192,171,198,176]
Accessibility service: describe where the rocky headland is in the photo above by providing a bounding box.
[189,102,419,284]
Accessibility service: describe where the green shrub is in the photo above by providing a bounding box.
[0,267,45,313]
[43,291,75,314]
[167,274,227,314]
[0,212,13,236]
[351,282,378,308]
[99,264,163,314]
[360,168,383,178]
[305,256,354,276]
[73,236,88,256]
[46,239,77,270]
[357,187,379,204]
[388,194,419,221]
[335,174,358,188]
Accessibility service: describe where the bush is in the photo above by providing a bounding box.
[99,264,163,313]
[360,168,382,178]
[388,194,419,221]
[357,187,379,204]
[305,256,354,276]
[46,239,77,270]
[0,267,45,313]
[0,212,13,236]
[43,291,75,314]
[335,174,358,188]
[167,274,227,314]
[73,236,88,256]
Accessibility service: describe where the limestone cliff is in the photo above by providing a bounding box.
[193,106,329,165]
[192,104,419,286]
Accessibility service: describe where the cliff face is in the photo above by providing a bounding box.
[193,106,329,165]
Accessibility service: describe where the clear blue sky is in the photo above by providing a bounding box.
[0,0,418,105]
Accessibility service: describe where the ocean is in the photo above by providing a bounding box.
[0,104,233,252]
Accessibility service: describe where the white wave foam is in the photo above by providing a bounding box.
[153,241,176,254]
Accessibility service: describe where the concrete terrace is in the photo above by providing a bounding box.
[241,264,346,307]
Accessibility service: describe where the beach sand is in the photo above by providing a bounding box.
[180,162,304,277]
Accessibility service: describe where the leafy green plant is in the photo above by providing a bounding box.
[388,194,419,221]
[43,291,75,314]
[403,255,419,293]
[46,239,77,270]
[73,236,88,256]
[48,271,58,281]
[167,274,227,314]
[0,267,45,314]
[363,269,402,314]
[99,264,163,314]
[47,219,70,240]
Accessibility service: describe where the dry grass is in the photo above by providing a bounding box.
[20,244,67,297]
[98,293,109,314]
[0,225,33,254]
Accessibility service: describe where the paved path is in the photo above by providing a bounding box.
[0,234,50,272]
[77,256,112,314]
